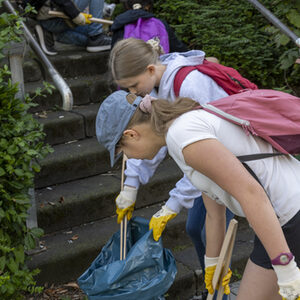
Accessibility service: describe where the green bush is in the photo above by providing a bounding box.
[154,0,300,91]
[0,2,52,298]
[260,0,300,89]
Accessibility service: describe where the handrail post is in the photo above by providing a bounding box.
[7,40,26,100]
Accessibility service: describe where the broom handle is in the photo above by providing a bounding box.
[48,10,113,25]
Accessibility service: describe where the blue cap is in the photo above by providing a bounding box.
[96,90,142,167]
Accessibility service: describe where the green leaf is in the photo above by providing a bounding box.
[0,256,6,271]
[7,144,18,155]
[7,258,18,273]
[14,169,24,177]
[287,9,300,28]
[0,208,5,219]
[30,227,44,238]
[14,246,24,264]
[27,149,38,156]
[0,167,5,176]
[31,162,41,172]
[24,234,36,250]
[278,34,290,46]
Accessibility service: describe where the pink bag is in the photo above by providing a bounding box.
[174,60,258,97]
[199,89,300,156]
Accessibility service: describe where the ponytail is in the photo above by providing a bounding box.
[150,97,199,135]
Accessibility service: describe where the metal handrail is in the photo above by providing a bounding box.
[3,0,73,111]
[247,0,300,48]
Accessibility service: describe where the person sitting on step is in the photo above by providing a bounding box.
[20,0,112,55]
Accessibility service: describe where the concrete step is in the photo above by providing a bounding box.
[26,73,112,112]
[34,103,100,145]
[35,137,110,188]
[23,57,43,84]
[28,204,254,300]
[47,49,110,79]
[36,158,182,233]
[23,43,110,83]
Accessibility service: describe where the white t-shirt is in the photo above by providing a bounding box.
[166,109,300,226]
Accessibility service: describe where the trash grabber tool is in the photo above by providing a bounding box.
[120,154,128,260]
[48,10,113,25]
[207,219,238,300]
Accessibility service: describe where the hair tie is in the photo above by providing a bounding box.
[139,94,157,113]
[146,38,165,55]
[133,3,142,9]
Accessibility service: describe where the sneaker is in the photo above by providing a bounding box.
[103,2,116,18]
[86,33,111,52]
[34,24,58,56]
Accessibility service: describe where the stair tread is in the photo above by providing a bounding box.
[36,158,183,233]
[34,103,100,145]
[25,73,109,93]
[36,137,110,188]
[40,137,104,164]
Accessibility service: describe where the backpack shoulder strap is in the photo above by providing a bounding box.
[237,153,284,162]
[173,66,197,97]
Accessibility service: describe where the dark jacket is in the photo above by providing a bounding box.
[22,0,80,19]
[111,9,188,53]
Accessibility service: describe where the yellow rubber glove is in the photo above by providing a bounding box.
[115,186,137,224]
[282,297,300,300]
[204,256,232,295]
[81,13,92,24]
[72,13,92,26]
[149,205,177,241]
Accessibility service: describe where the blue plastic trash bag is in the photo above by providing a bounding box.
[78,216,177,300]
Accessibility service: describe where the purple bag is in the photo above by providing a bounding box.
[124,17,170,54]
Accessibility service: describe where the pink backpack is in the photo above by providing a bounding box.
[199,89,300,159]
[174,60,258,97]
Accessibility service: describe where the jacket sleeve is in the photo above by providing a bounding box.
[50,0,80,19]
[166,174,202,213]
[161,20,189,53]
[111,29,124,49]
[124,147,168,189]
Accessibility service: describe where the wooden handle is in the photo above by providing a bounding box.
[48,10,113,25]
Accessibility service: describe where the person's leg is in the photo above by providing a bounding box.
[186,198,234,300]
[209,209,234,300]
[40,18,88,46]
[237,259,281,300]
[72,0,111,51]
[56,25,91,46]
[39,18,70,35]
[186,196,206,272]
[86,0,104,36]
[56,29,88,46]
[36,18,71,55]
[73,0,104,36]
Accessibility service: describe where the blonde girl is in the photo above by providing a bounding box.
[109,38,234,297]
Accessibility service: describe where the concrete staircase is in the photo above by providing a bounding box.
[23,42,255,299]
